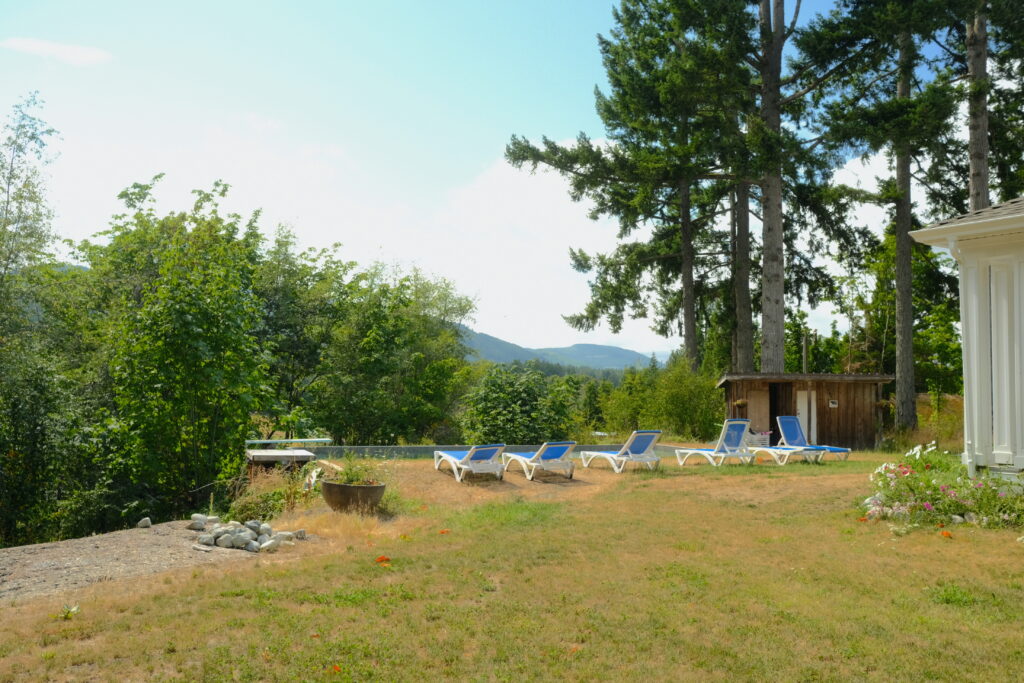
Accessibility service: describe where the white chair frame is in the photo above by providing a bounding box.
[434,444,506,482]
[675,419,755,466]
[502,441,576,480]
[580,430,662,474]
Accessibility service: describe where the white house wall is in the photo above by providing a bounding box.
[956,237,1024,472]
[959,257,990,469]
[989,259,1016,465]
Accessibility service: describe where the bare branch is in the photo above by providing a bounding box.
[785,0,803,41]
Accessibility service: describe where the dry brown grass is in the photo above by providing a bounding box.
[2,453,1023,681]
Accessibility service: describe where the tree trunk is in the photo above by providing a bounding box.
[732,183,755,372]
[966,8,990,211]
[759,0,786,373]
[894,32,918,432]
[679,179,699,370]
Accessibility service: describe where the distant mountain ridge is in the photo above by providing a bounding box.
[459,325,658,369]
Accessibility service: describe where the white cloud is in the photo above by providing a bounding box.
[0,37,112,66]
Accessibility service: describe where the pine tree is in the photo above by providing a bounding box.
[507,0,756,369]
[797,0,960,430]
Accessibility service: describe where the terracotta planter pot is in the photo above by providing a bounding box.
[321,480,386,512]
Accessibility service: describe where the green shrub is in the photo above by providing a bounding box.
[460,365,573,443]
[323,456,385,485]
[226,466,309,522]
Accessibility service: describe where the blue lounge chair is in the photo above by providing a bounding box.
[675,419,755,466]
[580,430,662,473]
[777,416,851,461]
[434,444,506,482]
[502,441,576,480]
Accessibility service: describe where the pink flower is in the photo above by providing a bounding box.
[923,502,934,511]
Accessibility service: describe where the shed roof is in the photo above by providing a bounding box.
[911,196,1024,247]
[716,373,895,388]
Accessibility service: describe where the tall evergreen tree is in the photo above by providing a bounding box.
[797,0,959,430]
[507,0,756,370]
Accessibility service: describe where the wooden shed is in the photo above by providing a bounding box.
[718,373,894,450]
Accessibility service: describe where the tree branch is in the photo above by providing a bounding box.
[785,0,803,41]
[781,42,877,105]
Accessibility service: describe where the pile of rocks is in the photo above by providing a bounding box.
[187,514,307,553]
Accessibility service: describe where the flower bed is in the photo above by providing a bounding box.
[863,442,1024,528]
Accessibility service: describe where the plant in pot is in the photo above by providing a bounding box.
[320,456,388,512]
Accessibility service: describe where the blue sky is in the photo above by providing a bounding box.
[1,0,866,354]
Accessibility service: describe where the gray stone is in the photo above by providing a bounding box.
[136,517,152,528]
[192,544,213,553]
[951,515,965,524]
[259,523,272,537]
[206,516,220,525]
[191,513,207,523]
[964,512,978,524]
[234,528,256,541]
[232,534,251,549]
[244,540,260,553]
[186,519,206,531]
[228,520,241,528]
[215,534,234,548]
[212,526,232,538]
[274,531,295,542]
[244,520,262,533]
[294,529,306,541]
[257,534,270,545]
[260,538,281,553]
[197,534,215,546]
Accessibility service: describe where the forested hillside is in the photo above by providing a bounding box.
[459,325,652,368]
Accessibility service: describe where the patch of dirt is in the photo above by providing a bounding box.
[0,521,265,603]
[389,457,624,507]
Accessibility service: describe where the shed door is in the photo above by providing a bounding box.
[748,388,770,434]
[796,390,817,444]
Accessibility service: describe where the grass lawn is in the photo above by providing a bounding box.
[3,452,1024,681]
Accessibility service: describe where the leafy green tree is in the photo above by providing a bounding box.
[601,365,658,434]
[104,182,268,516]
[314,269,472,444]
[642,354,723,440]
[253,228,357,438]
[0,92,56,328]
[0,338,71,546]
[460,364,574,444]
[580,379,606,427]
